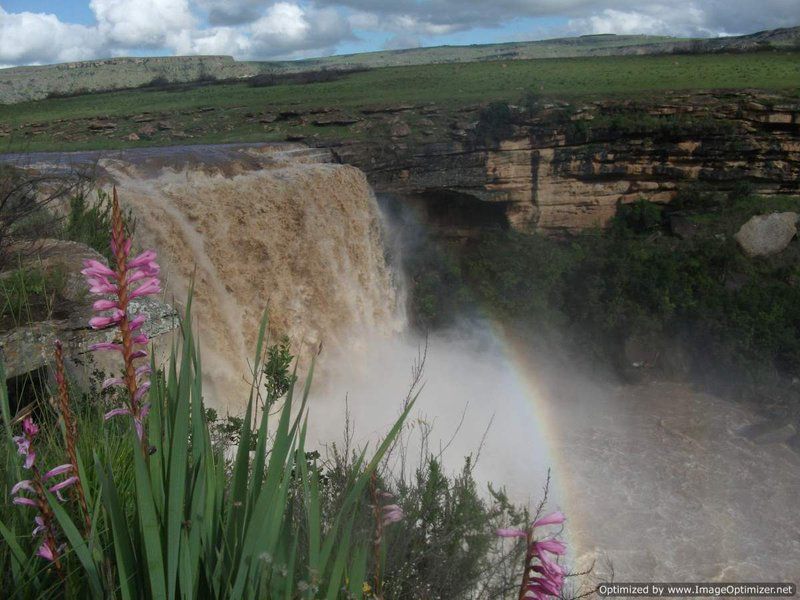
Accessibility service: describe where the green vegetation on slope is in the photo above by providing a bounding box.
[1,51,798,153]
[406,192,800,387]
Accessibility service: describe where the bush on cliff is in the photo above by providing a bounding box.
[475,102,516,146]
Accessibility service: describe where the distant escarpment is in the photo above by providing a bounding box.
[332,90,800,234]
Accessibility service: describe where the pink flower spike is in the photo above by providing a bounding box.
[12,497,37,507]
[496,528,527,538]
[48,476,78,494]
[102,377,124,390]
[130,350,148,360]
[133,333,149,345]
[92,299,119,311]
[10,480,34,495]
[43,464,73,480]
[533,511,566,528]
[82,259,115,278]
[104,407,132,420]
[128,250,157,268]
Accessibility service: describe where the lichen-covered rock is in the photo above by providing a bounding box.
[734,212,798,257]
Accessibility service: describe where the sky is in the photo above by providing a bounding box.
[0,1,798,67]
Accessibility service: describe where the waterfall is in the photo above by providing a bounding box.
[100,144,403,409]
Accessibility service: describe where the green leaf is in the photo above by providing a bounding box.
[46,490,104,598]
[98,457,137,600]
[132,427,168,599]
[0,517,33,586]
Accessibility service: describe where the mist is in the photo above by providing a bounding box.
[302,194,800,583]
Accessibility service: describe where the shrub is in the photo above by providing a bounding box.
[475,102,516,146]
[612,199,664,234]
[0,167,82,270]
[63,189,134,260]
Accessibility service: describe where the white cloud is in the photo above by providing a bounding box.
[0,6,104,66]
[90,0,196,48]
[568,6,720,37]
[251,3,310,42]
[0,1,797,67]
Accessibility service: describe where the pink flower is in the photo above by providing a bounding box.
[32,516,46,536]
[496,528,528,538]
[102,377,124,390]
[128,250,157,268]
[92,299,119,311]
[36,539,60,562]
[13,418,38,469]
[81,259,115,278]
[43,464,73,480]
[129,277,161,299]
[533,511,565,528]
[49,476,78,494]
[12,497,37,507]
[22,418,39,437]
[89,342,124,353]
[532,539,566,556]
[381,504,404,526]
[89,309,125,330]
[498,509,568,600]
[10,480,35,495]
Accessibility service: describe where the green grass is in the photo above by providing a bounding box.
[1,51,798,154]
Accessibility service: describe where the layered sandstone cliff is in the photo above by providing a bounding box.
[333,91,800,233]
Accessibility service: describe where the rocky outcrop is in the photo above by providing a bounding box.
[734,212,798,256]
[0,240,178,383]
[333,91,800,233]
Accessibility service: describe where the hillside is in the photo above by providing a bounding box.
[0,25,797,105]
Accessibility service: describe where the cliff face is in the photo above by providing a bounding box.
[333,91,800,233]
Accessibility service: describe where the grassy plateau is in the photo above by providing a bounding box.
[1,51,798,153]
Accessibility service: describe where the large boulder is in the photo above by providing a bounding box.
[0,240,178,384]
[734,212,798,257]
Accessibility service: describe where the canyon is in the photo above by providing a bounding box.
[2,88,800,587]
